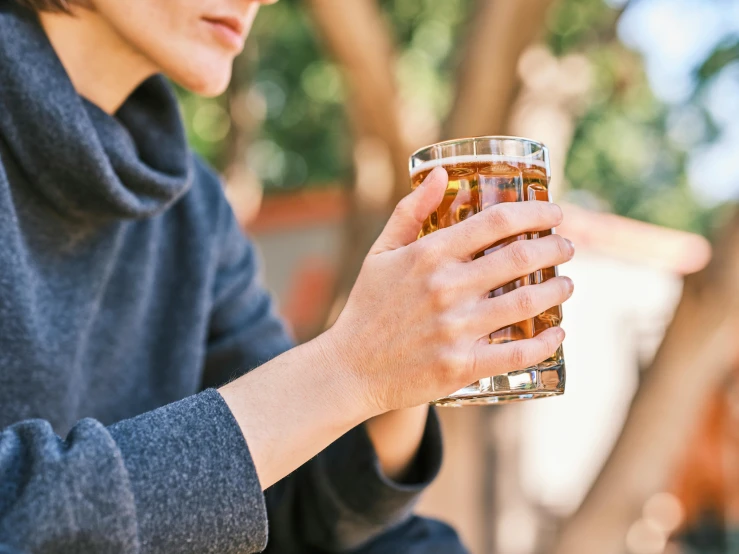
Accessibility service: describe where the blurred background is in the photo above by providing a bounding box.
[176,0,739,552]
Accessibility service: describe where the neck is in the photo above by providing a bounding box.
[39,9,157,114]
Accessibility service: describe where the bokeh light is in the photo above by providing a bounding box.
[626,519,668,554]
[643,492,685,534]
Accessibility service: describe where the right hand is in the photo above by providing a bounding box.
[322,166,575,414]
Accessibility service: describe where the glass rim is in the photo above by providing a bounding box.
[409,135,548,162]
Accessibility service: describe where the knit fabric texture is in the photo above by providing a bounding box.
[0,2,464,553]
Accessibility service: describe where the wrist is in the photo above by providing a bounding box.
[312,327,384,421]
[365,405,430,481]
[220,337,372,489]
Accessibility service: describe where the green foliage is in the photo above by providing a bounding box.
[547,0,621,55]
[176,0,732,236]
[173,85,230,169]
[549,0,726,235]
[177,0,472,191]
[382,0,471,122]
[176,0,349,188]
[697,38,739,84]
[243,0,350,188]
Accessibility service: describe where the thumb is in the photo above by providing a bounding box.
[371,166,448,254]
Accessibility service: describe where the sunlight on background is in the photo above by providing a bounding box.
[620,0,739,205]
[518,0,739,521]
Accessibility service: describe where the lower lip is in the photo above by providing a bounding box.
[203,20,244,50]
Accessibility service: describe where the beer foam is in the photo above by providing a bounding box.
[410,154,546,177]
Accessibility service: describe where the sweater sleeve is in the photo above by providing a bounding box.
[0,390,269,554]
[202,185,446,552]
[262,409,444,553]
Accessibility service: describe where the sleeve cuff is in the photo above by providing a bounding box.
[109,389,267,553]
[317,406,443,524]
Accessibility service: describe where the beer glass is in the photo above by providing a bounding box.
[409,136,565,406]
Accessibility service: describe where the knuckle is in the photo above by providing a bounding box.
[405,244,424,273]
[437,347,466,382]
[486,205,512,232]
[437,315,464,343]
[453,224,476,247]
[424,271,443,293]
[514,288,536,316]
[508,241,532,271]
[425,274,451,308]
[412,239,430,262]
[413,239,439,268]
[509,344,529,369]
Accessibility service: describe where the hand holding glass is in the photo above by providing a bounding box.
[410,136,567,406]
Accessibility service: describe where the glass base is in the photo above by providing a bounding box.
[431,359,565,407]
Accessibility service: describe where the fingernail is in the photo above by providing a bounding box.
[555,327,566,341]
[564,238,575,256]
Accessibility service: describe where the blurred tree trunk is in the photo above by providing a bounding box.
[552,209,739,554]
[223,52,265,226]
[307,0,409,196]
[445,0,558,138]
[305,0,409,327]
[307,0,559,328]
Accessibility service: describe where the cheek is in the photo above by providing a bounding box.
[96,0,236,96]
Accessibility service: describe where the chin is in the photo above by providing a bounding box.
[168,60,234,97]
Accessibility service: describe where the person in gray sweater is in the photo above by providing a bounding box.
[0,0,575,552]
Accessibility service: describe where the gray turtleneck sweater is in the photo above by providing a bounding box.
[0,2,467,553]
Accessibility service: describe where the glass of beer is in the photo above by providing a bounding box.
[409,136,565,406]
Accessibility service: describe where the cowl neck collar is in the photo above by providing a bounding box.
[0,1,193,221]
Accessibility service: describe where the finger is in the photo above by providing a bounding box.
[463,235,575,294]
[433,201,563,259]
[471,327,565,379]
[371,167,448,254]
[472,277,574,338]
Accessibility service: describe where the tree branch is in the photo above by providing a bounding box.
[444,0,559,138]
[306,0,409,193]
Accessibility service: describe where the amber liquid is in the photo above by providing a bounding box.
[411,158,562,347]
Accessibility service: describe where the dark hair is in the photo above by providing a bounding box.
[13,0,76,12]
